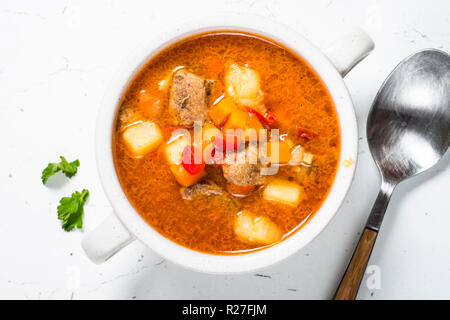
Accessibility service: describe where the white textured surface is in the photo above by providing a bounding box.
[0,0,449,300]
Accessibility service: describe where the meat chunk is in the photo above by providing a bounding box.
[169,69,211,126]
[222,145,266,186]
[180,179,239,210]
[223,163,265,186]
[180,180,224,200]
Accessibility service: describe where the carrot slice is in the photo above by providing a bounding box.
[226,183,256,197]
[208,97,237,126]
[170,164,206,187]
[137,90,161,119]
[267,140,292,164]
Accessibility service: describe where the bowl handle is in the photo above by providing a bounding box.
[82,213,134,264]
[324,28,374,77]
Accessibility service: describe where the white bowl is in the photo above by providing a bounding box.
[82,14,374,274]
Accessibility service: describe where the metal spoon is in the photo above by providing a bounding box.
[334,49,450,300]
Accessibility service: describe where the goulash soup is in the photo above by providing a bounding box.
[113,31,340,254]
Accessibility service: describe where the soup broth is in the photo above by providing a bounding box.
[113,31,340,254]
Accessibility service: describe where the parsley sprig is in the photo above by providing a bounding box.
[42,155,89,232]
[57,189,90,231]
[41,156,80,184]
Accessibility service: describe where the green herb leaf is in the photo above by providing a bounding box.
[41,163,60,184]
[42,156,80,184]
[57,189,90,231]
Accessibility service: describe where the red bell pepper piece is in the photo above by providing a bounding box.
[213,132,242,152]
[296,127,318,140]
[246,108,277,126]
[181,145,205,175]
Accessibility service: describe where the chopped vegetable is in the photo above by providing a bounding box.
[181,145,205,175]
[283,137,294,149]
[297,127,317,140]
[293,165,311,184]
[223,109,248,130]
[226,183,255,197]
[223,109,265,142]
[266,141,292,164]
[289,145,304,165]
[247,108,277,126]
[243,112,264,141]
[123,121,163,157]
[42,156,80,184]
[201,123,222,145]
[148,152,160,160]
[262,111,277,126]
[302,152,314,165]
[137,90,162,119]
[204,143,226,164]
[164,131,191,165]
[208,97,237,126]
[57,189,90,231]
[289,145,314,165]
[234,210,282,245]
[263,179,303,207]
[164,126,186,134]
[213,132,242,152]
[203,142,216,164]
[225,63,263,107]
[251,104,268,115]
[170,164,207,187]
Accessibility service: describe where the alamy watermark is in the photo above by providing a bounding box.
[365,264,381,290]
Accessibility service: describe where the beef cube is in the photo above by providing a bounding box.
[180,179,239,210]
[169,69,211,126]
[180,180,224,200]
[222,145,266,186]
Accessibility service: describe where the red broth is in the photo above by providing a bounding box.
[113,31,340,254]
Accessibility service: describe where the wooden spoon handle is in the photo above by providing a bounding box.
[334,228,378,300]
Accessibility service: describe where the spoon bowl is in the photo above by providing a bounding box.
[335,49,450,299]
[368,49,450,182]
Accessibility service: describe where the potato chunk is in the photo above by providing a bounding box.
[123,121,162,157]
[225,63,263,107]
[289,145,304,165]
[164,131,191,165]
[234,210,282,245]
[289,145,314,165]
[263,179,303,207]
[302,152,314,165]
